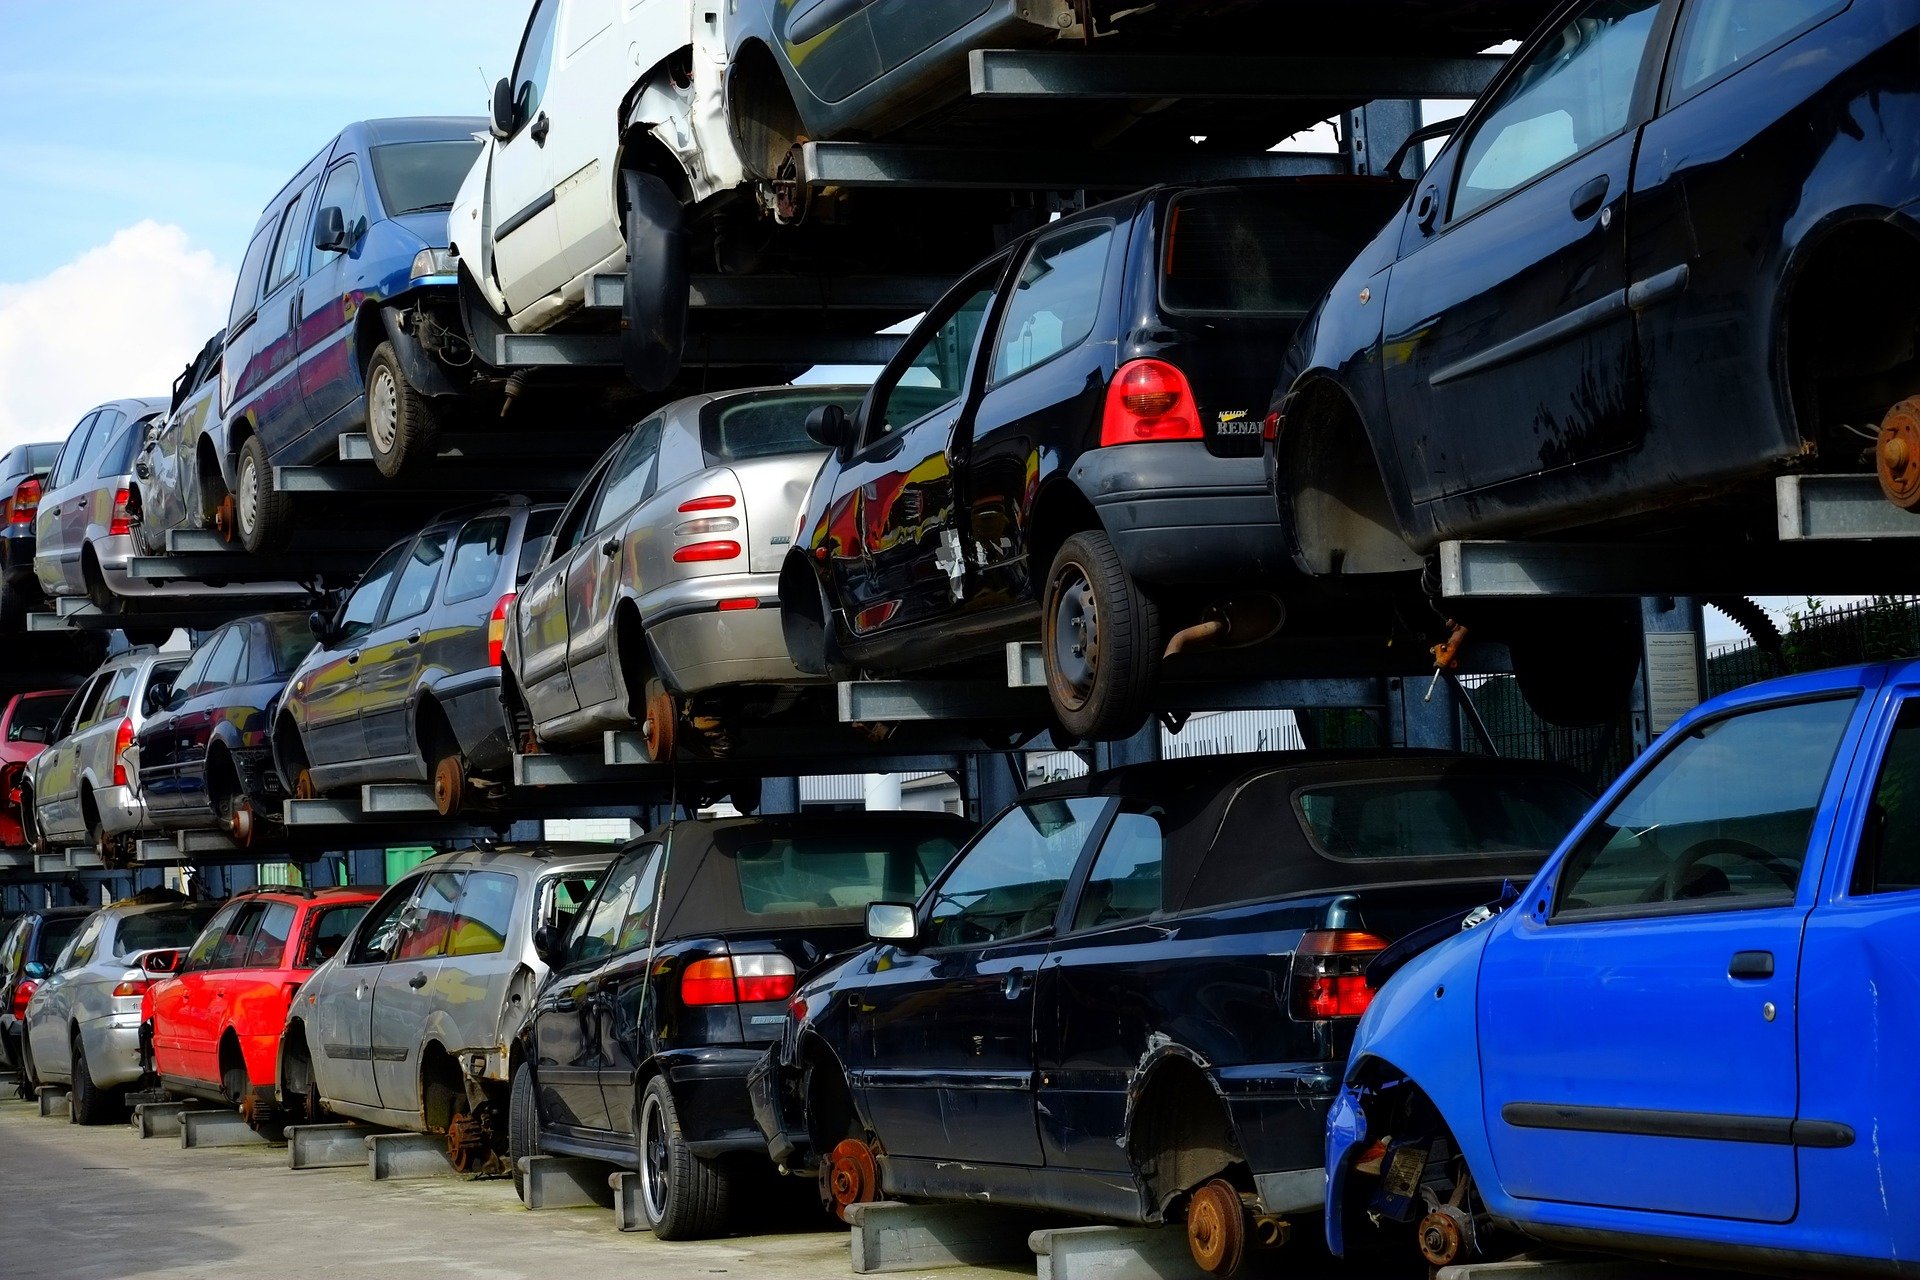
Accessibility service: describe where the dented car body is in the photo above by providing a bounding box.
[1329,659,1920,1275]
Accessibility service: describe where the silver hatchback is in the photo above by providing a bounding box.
[33,396,171,623]
[279,844,609,1173]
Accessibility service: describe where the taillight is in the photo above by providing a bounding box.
[109,488,132,537]
[1100,359,1203,446]
[672,541,740,564]
[678,495,736,513]
[112,979,150,999]
[112,717,134,786]
[717,597,759,612]
[674,516,739,537]
[1262,410,1281,443]
[1290,930,1391,1021]
[680,954,796,1006]
[12,977,37,1019]
[488,592,514,668]
[9,477,40,526]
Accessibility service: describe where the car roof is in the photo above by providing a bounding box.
[85,396,168,421]
[1024,748,1585,803]
[416,843,617,877]
[340,116,488,149]
[653,383,874,431]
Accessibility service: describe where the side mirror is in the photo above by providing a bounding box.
[806,404,852,451]
[308,610,333,646]
[142,683,173,717]
[865,902,918,946]
[532,924,563,966]
[490,76,517,140]
[136,948,183,977]
[313,205,349,254]
[23,961,46,980]
[13,724,46,745]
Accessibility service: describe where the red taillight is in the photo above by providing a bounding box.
[1100,359,1203,446]
[678,495,736,513]
[109,488,132,537]
[112,979,150,999]
[672,541,740,564]
[9,478,41,526]
[1262,411,1281,443]
[11,977,37,1019]
[680,954,796,1006]
[1290,930,1391,1021]
[112,717,134,787]
[717,597,759,612]
[488,592,514,668]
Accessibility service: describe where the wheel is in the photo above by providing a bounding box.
[235,434,291,554]
[430,744,470,818]
[275,720,315,799]
[1185,1178,1249,1278]
[15,1027,38,1101]
[635,1074,732,1239]
[1042,531,1161,740]
[642,682,678,764]
[69,1029,118,1125]
[508,1062,538,1203]
[284,1030,327,1125]
[1507,601,1640,728]
[621,170,689,392]
[365,341,441,479]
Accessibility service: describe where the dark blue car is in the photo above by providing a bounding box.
[220,117,484,552]
[1327,657,1920,1275]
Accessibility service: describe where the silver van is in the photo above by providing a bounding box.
[279,844,609,1172]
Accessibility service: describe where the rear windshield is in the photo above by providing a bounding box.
[35,915,84,963]
[25,443,58,473]
[371,139,483,217]
[114,905,221,959]
[301,903,370,968]
[699,389,867,465]
[518,508,560,580]
[265,616,316,675]
[7,692,68,743]
[730,830,963,918]
[95,420,145,478]
[1159,185,1402,316]
[1294,775,1592,861]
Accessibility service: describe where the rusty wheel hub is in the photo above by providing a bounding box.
[1418,1207,1468,1269]
[294,769,317,801]
[820,1138,879,1221]
[446,1106,497,1176]
[643,688,678,764]
[227,799,255,847]
[212,494,238,542]
[432,753,467,818]
[774,141,812,224]
[1185,1179,1248,1277]
[1878,397,1920,510]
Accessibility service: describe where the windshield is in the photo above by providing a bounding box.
[729,830,962,917]
[25,443,59,472]
[113,904,221,959]
[1295,775,1593,860]
[1159,186,1403,316]
[371,139,482,218]
[95,420,146,478]
[699,389,867,465]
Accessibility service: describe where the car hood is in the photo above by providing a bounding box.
[382,210,451,252]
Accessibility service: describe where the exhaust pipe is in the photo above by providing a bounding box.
[1163,594,1287,659]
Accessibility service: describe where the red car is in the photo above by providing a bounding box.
[146,886,378,1131]
[0,689,76,846]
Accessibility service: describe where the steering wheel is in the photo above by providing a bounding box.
[1642,837,1799,903]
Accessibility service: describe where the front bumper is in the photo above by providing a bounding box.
[1323,1083,1370,1257]
[642,572,817,695]
[1070,442,1294,584]
[439,672,511,773]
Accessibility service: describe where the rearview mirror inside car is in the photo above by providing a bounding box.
[806,404,852,451]
[866,902,918,945]
[142,683,173,717]
[313,205,350,254]
[490,76,516,140]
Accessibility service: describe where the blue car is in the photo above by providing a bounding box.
[220,117,484,552]
[1328,658,1920,1276]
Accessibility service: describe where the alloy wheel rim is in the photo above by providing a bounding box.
[639,1094,670,1222]
[369,366,399,453]
[1049,566,1098,707]
[239,453,258,534]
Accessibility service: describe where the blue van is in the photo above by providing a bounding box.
[220,117,484,551]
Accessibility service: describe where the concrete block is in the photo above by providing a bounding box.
[1030,1225,1201,1280]
[520,1156,616,1210]
[134,1101,206,1139]
[366,1131,456,1180]
[848,1201,1039,1274]
[287,1123,369,1170]
[610,1171,650,1232]
[38,1090,68,1118]
[180,1109,271,1148]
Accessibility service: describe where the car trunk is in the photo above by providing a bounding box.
[723,925,868,1046]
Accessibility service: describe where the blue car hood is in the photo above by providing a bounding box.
[381,210,450,251]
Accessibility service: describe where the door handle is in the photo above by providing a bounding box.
[530,113,550,145]
[601,538,619,558]
[407,972,429,990]
[1729,951,1775,980]
[345,651,360,665]
[1000,968,1034,1000]
[406,631,421,645]
[1570,174,1611,222]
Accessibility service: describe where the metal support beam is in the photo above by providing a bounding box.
[1440,538,1920,597]
[179,1109,271,1148]
[1386,675,1462,750]
[366,1132,457,1180]
[518,1156,616,1209]
[1091,721,1160,771]
[497,330,902,369]
[842,680,1051,724]
[274,462,580,496]
[1344,98,1422,177]
[1777,474,1920,540]
[965,753,1026,825]
[1030,1224,1197,1280]
[590,272,954,313]
[1638,596,1706,748]
[287,1123,371,1170]
[969,51,1503,101]
[759,777,800,815]
[360,784,439,816]
[800,141,1345,190]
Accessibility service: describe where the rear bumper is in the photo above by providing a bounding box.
[0,531,38,584]
[1070,442,1295,584]
[662,1046,774,1158]
[747,1045,801,1166]
[80,1012,147,1089]
[438,671,511,773]
[95,782,149,836]
[642,573,816,695]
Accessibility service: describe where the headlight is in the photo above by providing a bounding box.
[410,248,458,280]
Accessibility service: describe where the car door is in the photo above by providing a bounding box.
[183,901,266,1086]
[27,913,99,1076]
[35,676,103,836]
[139,632,224,815]
[516,447,616,727]
[36,411,99,594]
[1478,678,1870,1223]
[867,0,992,78]
[565,417,660,715]
[298,153,373,427]
[298,540,407,773]
[1380,0,1669,509]
[781,0,884,106]
[543,0,625,284]
[314,874,423,1108]
[61,410,121,586]
[246,178,323,458]
[370,869,462,1109]
[591,843,665,1142]
[850,795,1107,1166]
[153,898,244,1085]
[825,258,1004,641]
[488,0,567,312]
[437,869,521,1075]
[359,528,452,766]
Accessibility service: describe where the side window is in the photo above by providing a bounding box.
[309,159,367,267]
[566,846,655,966]
[205,903,266,970]
[446,871,517,958]
[243,902,297,968]
[348,876,426,966]
[52,677,100,740]
[1854,700,1920,896]
[229,222,278,327]
[924,797,1109,947]
[170,639,215,700]
[549,452,617,560]
[337,542,409,643]
[95,420,143,478]
[1672,0,1844,99]
[1071,811,1165,931]
[183,900,245,971]
[301,903,370,968]
[62,916,103,969]
[444,517,511,605]
[991,222,1114,385]
[1556,697,1858,916]
[512,0,562,124]
[1451,0,1663,222]
[382,529,452,625]
[866,265,1001,445]
[192,629,246,695]
[49,414,98,488]
[394,871,463,961]
[80,412,124,467]
[590,418,664,530]
[92,667,140,725]
[267,183,319,293]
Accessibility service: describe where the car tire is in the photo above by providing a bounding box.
[366,341,441,479]
[235,434,291,554]
[1043,530,1161,741]
[15,1027,38,1101]
[508,1062,538,1203]
[621,170,688,392]
[1506,600,1640,728]
[635,1074,731,1240]
[69,1029,116,1125]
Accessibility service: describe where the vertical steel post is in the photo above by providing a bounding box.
[1635,596,1708,752]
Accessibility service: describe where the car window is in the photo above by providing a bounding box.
[444,517,511,605]
[542,871,602,939]
[78,411,125,468]
[1672,0,1844,99]
[229,221,278,327]
[699,390,866,465]
[7,693,66,744]
[991,222,1113,385]
[369,140,483,217]
[395,871,462,961]
[243,902,297,968]
[60,915,102,970]
[382,529,451,625]
[49,415,97,488]
[116,904,220,959]
[35,915,84,966]
[1853,699,1920,896]
[511,0,561,124]
[301,903,370,968]
[1295,775,1593,860]
[348,875,426,966]
[337,542,408,643]
[310,158,367,267]
[1071,811,1164,931]
[171,642,215,699]
[192,628,247,695]
[1555,697,1858,917]
[95,420,142,478]
[591,418,664,530]
[201,902,265,969]
[93,666,140,724]
[25,442,59,472]
[516,508,560,580]
[183,899,244,971]
[265,615,314,675]
[1452,0,1663,222]
[732,831,958,916]
[548,451,616,560]
[268,182,319,293]
[567,846,656,966]
[1161,186,1403,316]
[867,265,1000,446]
[924,797,1109,947]
[53,677,100,739]
[446,871,517,958]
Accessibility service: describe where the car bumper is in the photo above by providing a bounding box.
[662,1046,774,1158]
[81,1012,147,1089]
[95,783,149,836]
[747,1045,802,1167]
[1070,442,1295,584]
[439,671,511,773]
[0,531,37,584]
[642,573,817,695]
[1323,1083,1369,1257]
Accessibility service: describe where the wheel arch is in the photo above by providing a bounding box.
[1121,1045,1246,1219]
[1027,477,1102,590]
[1274,372,1422,576]
[725,36,807,181]
[614,49,700,208]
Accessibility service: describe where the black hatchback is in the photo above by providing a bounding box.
[509,812,973,1238]
[781,179,1406,741]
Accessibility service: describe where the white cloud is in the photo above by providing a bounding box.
[0,221,230,452]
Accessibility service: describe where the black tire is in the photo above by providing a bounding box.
[635,1074,732,1240]
[15,1028,38,1101]
[508,1062,538,1203]
[0,578,30,632]
[69,1029,117,1125]
[1507,601,1640,728]
[365,341,441,479]
[621,170,689,392]
[275,718,314,799]
[120,626,172,648]
[235,434,291,554]
[1042,530,1161,741]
